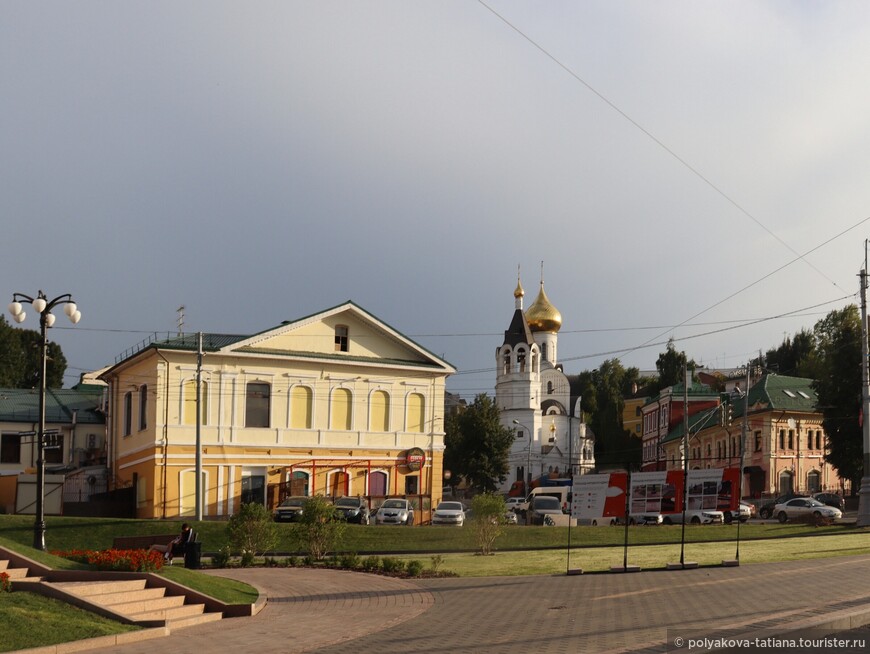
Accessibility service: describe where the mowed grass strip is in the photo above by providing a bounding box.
[0,514,862,554]
[0,592,139,653]
[398,533,870,577]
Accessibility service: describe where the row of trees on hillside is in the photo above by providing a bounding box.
[0,316,68,388]
[445,306,865,494]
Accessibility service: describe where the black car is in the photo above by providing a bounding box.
[759,493,808,519]
[273,496,308,522]
[332,496,370,524]
[812,492,845,512]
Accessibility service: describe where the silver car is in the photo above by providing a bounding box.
[432,501,465,526]
[773,497,842,523]
[374,498,415,526]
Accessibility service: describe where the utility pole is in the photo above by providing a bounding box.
[195,331,203,522]
[858,242,870,526]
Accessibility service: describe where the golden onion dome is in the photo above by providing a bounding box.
[525,283,562,333]
[514,279,525,299]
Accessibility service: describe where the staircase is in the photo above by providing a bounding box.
[0,558,43,583]
[47,579,223,629]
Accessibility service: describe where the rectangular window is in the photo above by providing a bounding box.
[44,433,64,465]
[788,429,794,449]
[335,325,349,352]
[246,382,271,428]
[404,475,419,495]
[779,429,785,451]
[0,433,21,464]
[754,431,762,452]
[124,392,133,436]
[138,385,148,431]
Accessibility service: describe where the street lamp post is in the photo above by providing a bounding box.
[8,291,81,551]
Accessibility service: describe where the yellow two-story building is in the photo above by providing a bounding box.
[99,302,454,522]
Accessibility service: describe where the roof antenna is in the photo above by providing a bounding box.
[177,305,185,336]
[540,260,545,287]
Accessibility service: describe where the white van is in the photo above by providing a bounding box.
[527,486,571,513]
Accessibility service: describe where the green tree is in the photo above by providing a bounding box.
[762,329,817,378]
[811,305,863,491]
[584,359,643,469]
[294,495,346,560]
[655,339,696,390]
[444,394,515,493]
[470,493,506,555]
[226,502,279,556]
[0,316,68,388]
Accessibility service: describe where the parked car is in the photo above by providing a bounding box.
[504,497,527,513]
[527,496,564,525]
[332,496,370,524]
[273,496,309,522]
[620,512,664,526]
[759,493,808,519]
[663,509,725,525]
[578,516,617,526]
[773,497,842,523]
[374,498,415,526]
[812,492,846,512]
[432,501,466,526]
[723,503,754,524]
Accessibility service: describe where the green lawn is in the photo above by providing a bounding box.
[0,514,862,555]
[0,592,139,653]
[400,532,870,576]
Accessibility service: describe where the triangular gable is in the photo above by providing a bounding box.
[221,301,455,372]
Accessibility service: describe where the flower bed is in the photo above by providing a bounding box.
[51,548,165,573]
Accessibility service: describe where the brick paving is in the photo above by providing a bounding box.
[87,554,870,654]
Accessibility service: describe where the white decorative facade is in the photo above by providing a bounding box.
[495,274,594,493]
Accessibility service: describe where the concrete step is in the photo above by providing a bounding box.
[166,611,224,630]
[3,567,34,580]
[0,560,8,571]
[109,594,186,614]
[83,586,168,606]
[130,602,207,622]
[53,579,147,596]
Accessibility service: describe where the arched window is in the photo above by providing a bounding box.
[291,470,309,496]
[370,390,390,432]
[369,470,388,497]
[290,385,313,429]
[183,379,208,426]
[547,381,554,394]
[138,385,148,430]
[327,470,349,497]
[331,388,352,430]
[407,393,425,433]
[778,470,793,495]
[517,348,527,373]
[503,352,511,374]
[246,382,271,428]
[807,470,821,493]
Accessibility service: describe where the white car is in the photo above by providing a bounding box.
[663,510,725,525]
[504,497,527,512]
[616,512,663,526]
[431,501,466,526]
[374,498,415,526]
[724,503,753,524]
[773,498,842,523]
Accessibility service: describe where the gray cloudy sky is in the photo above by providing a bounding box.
[4,1,870,401]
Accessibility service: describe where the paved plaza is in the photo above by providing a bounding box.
[86,553,870,654]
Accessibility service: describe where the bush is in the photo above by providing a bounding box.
[406,560,423,577]
[470,493,506,555]
[0,572,11,592]
[226,502,279,558]
[361,555,381,572]
[240,550,256,568]
[339,552,361,569]
[211,546,231,569]
[381,557,406,574]
[429,554,444,573]
[294,496,347,560]
[286,555,300,567]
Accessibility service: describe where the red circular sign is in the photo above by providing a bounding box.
[404,447,426,472]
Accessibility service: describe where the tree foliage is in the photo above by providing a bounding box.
[581,359,643,469]
[444,394,515,493]
[294,495,346,560]
[654,339,696,390]
[0,316,68,388]
[811,305,863,490]
[226,502,279,556]
[470,493,506,555]
[760,328,818,378]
